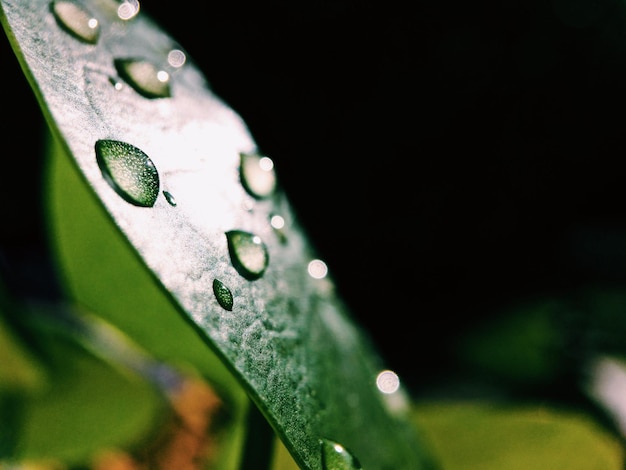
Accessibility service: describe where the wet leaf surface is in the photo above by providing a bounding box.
[1,1,438,468]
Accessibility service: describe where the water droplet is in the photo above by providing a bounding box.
[167,49,187,68]
[320,438,362,470]
[239,152,276,199]
[116,0,140,20]
[226,230,269,280]
[50,0,100,44]
[163,190,177,206]
[270,214,288,244]
[95,139,160,207]
[114,58,171,98]
[109,76,124,90]
[376,369,400,394]
[212,279,233,311]
[270,214,285,230]
[308,259,328,279]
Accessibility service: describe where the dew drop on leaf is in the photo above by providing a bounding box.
[320,438,362,470]
[95,139,160,207]
[212,279,234,311]
[225,230,269,280]
[114,58,171,98]
[163,190,177,206]
[50,0,100,44]
[239,152,276,199]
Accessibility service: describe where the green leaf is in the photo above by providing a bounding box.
[0,293,165,466]
[14,330,166,466]
[1,1,438,469]
[411,400,624,470]
[45,131,249,470]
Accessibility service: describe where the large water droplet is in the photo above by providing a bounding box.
[50,0,100,44]
[239,152,276,199]
[114,58,171,98]
[95,139,160,207]
[226,230,269,280]
[212,279,233,311]
[320,438,362,470]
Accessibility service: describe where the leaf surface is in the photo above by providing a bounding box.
[0,2,438,468]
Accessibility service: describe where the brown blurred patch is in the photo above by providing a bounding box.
[93,375,225,470]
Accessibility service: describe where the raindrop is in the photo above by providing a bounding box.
[50,0,100,44]
[320,438,362,470]
[226,230,269,280]
[239,152,276,199]
[163,190,177,206]
[114,58,171,98]
[95,139,159,207]
[212,279,234,311]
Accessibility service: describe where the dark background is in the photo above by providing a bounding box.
[4,0,626,396]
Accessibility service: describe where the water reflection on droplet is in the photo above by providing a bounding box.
[376,369,400,394]
[320,438,362,470]
[95,139,159,207]
[213,279,234,311]
[117,0,140,20]
[50,0,100,44]
[308,259,328,279]
[167,49,187,68]
[114,58,171,98]
[163,190,177,206]
[239,152,276,199]
[226,230,269,280]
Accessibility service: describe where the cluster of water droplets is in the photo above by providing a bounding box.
[50,1,375,465]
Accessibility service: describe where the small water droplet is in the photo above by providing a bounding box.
[376,369,400,394]
[239,152,276,199]
[212,279,234,311]
[50,0,100,44]
[95,139,160,207]
[226,230,269,280]
[114,58,171,98]
[270,214,288,244]
[163,190,177,206]
[167,49,187,68]
[108,76,124,90]
[308,259,328,279]
[117,0,140,20]
[320,438,362,470]
[270,214,285,230]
